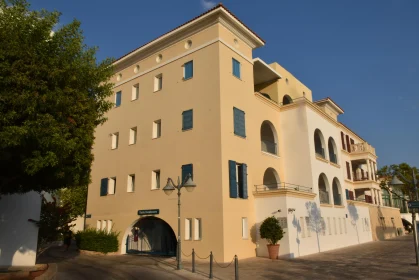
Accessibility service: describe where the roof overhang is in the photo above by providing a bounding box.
[253,58,281,85]
[113,4,265,71]
[314,97,344,114]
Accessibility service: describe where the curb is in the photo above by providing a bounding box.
[35,263,57,280]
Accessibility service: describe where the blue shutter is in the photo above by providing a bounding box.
[229,160,238,198]
[182,109,193,130]
[242,164,248,199]
[233,107,246,137]
[115,91,121,107]
[185,61,193,79]
[182,164,193,183]
[100,178,108,196]
[232,59,240,78]
[345,189,349,200]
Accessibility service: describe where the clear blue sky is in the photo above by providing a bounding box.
[30,0,419,168]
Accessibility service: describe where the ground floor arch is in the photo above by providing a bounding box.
[124,216,176,256]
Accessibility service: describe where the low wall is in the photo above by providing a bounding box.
[368,205,404,241]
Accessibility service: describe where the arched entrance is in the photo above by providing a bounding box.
[126,216,176,256]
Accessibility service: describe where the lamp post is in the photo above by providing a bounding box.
[390,170,418,265]
[162,174,197,270]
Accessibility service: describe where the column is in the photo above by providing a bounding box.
[378,190,383,205]
[366,160,372,180]
[349,161,354,181]
[388,188,393,207]
[370,161,376,181]
[370,188,375,204]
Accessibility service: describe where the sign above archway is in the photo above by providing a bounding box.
[138,209,159,215]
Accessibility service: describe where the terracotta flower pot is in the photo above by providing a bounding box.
[267,244,280,260]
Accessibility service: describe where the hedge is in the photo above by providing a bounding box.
[75,228,119,253]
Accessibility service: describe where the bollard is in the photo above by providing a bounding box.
[192,249,195,273]
[234,255,239,280]
[209,251,213,279]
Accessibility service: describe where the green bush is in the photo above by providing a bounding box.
[260,216,285,245]
[75,228,119,253]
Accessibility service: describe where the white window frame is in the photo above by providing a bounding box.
[132,83,139,100]
[108,177,116,195]
[111,133,119,149]
[127,174,135,192]
[241,217,248,239]
[153,120,161,139]
[194,218,202,240]
[185,218,192,240]
[129,127,137,145]
[154,74,162,92]
[152,170,160,190]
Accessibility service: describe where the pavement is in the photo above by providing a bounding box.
[25,234,419,279]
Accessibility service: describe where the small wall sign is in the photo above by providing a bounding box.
[138,209,159,215]
[85,214,92,218]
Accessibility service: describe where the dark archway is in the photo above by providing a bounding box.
[263,167,280,189]
[328,137,338,163]
[126,216,176,256]
[314,129,326,158]
[260,121,278,155]
[318,173,330,204]
[332,178,342,205]
[283,94,292,105]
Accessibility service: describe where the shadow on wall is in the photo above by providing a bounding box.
[291,214,301,257]
[375,207,399,241]
[0,192,42,266]
[347,203,360,244]
[305,202,326,253]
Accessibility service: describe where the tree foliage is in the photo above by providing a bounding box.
[378,163,419,201]
[0,0,114,195]
[260,216,284,245]
[55,185,87,218]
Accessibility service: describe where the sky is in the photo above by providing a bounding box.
[29,0,419,168]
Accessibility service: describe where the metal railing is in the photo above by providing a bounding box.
[261,140,277,155]
[329,153,338,164]
[333,194,342,206]
[254,182,312,193]
[315,148,325,159]
[319,190,330,204]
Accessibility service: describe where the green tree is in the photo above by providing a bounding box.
[260,216,285,245]
[0,0,114,195]
[378,163,419,201]
[55,185,88,218]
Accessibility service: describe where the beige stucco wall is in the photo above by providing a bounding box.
[368,205,404,240]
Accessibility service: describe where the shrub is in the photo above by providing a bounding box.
[75,228,119,253]
[260,216,285,245]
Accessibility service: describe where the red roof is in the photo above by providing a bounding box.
[114,4,264,64]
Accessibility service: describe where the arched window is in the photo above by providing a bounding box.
[260,121,278,155]
[263,168,280,190]
[328,137,338,164]
[332,178,342,205]
[282,95,292,105]
[314,129,326,158]
[318,173,330,204]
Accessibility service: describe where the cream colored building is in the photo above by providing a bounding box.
[86,4,403,261]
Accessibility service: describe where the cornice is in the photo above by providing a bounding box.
[254,93,281,112]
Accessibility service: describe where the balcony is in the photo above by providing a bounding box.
[254,182,314,199]
[350,142,376,156]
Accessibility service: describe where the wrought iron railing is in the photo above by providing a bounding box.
[261,140,277,155]
[319,190,330,204]
[254,182,312,193]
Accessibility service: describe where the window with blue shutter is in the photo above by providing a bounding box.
[182,109,193,131]
[233,107,246,137]
[100,178,108,196]
[345,189,350,200]
[181,164,193,183]
[240,164,248,199]
[229,160,238,198]
[232,58,241,78]
[184,61,193,80]
[115,91,121,107]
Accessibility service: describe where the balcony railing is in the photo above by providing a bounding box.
[319,190,330,204]
[350,142,376,156]
[254,182,312,193]
[261,140,277,155]
[329,153,338,164]
[353,171,370,182]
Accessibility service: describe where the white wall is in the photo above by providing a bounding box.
[0,192,41,266]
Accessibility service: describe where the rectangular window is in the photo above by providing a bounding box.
[153,120,161,139]
[228,160,248,199]
[184,61,193,80]
[346,135,351,152]
[108,177,116,194]
[154,74,163,92]
[132,84,139,100]
[233,107,246,138]
[232,58,241,78]
[341,132,346,150]
[305,217,311,237]
[111,133,119,149]
[107,220,113,233]
[127,174,135,192]
[346,162,351,180]
[100,178,108,196]
[300,217,306,238]
[152,170,160,190]
[185,218,192,240]
[97,220,101,230]
[327,217,331,235]
[242,217,248,239]
[182,109,193,131]
[181,164,193,183]
[129,127,137,145]
[115,91,122,107]
[333,217,337,235]
[194,218,202,240]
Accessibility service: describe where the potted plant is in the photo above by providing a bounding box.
[260,216,285,260]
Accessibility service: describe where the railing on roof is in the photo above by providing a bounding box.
[254,182,312,193]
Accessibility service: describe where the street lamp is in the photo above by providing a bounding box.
[163,174,197,270]
[390,170,418,265]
